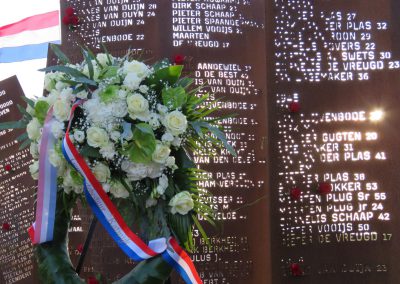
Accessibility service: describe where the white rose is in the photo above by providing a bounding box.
[51,120,65,139]
[29,161,39,180]
[161,133,174,143]
[53,99,70,121]
[96,53,112,66]
[74,130,85,143]
[60,87,74,102]
[87,127,109,148]
[169,191,194,215]
[146,162,164,179]
[126,93,150,121]
[27,118,41,141]
[123,72,142,90]
[163,111,187,136]
[110,181,130,198]
[156,174,169,195]
[152,142,171,164]
[122,60,151,79]
[48,149,64,168]
[93,163,111,183]
[102,183,111,193]
[30,142,39,159]
[121,160,149,181]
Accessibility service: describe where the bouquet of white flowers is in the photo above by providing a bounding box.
[1,44,235,284]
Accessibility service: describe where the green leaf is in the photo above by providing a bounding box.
[167,213,192,249]
[34,100,50,124]
[16,132,28,142]
[18,139,31,150]
[21,96,35,108]
[17,104,32,120]
[161,86,187,110]
[99,85,119,103]
[40,66,97,86]
[145,65,183,89]
[50,43,70,65]
[82,49,94,80]
[152,59,170,71]
[176,77,193,89]
[192,214,210,247]
[128,123,156,163]
[101,43,113,65]
[0,121,25,130]
[99,65,118,79]
[79,145,102,158]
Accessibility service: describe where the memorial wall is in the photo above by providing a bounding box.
[1,0,400,283]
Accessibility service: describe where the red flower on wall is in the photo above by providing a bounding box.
[62,6,80,30]
[87,276,99,284]
[288,101,300,113]
[290,263,303,276]
[174,54,185,65]
[2,223,11,231]
[4,164,12,172]
[290,187,301,200]
[318,182,332,195]
[77,243,84,254]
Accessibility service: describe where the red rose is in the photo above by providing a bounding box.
[62,15,71,25]
[318,182,332,195]
[174,54,185,65]
[77,243,84,253]
[290,263,303,276]
[288,101,300,113]
[87,276,99,284]
[2,223,10,231]
[65,7,75,16]
[4,164,12,171]
[290,187,301,200]
[70,15,80,26]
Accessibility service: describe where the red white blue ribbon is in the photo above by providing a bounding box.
[60,101,202,283]
[29,107,58,244]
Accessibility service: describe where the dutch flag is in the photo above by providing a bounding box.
[0,0,60,98]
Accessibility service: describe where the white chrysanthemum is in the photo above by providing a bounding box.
[139,85,149,94]
[102,183,111,193]
[112,100,128,118]
[121,160,163,181]
[171,137,182,147]
[118,89,128,99]
[126,93,150,121]
[44,72,63,92]
[86,126,109,148]
[30,142,39,159]
[60,87,74,102]
[99,143,116,160]
[148,113,160,129]
[76,90,88,99]
[146,198,157,208]
[152,141,171,164]
[74,130,85,143]
[48,149,64,168]
[96,53,112,66]
[93,163,111,183]
[110,181,130,199]
[123,72,142,90]
[157,104,168,115]
[110,130,121,142]
[55,81,69,92]
[51,120,65,139]
[165,156,176,168]
[156,174,169,195]
[122,60,151,79]
[53,99,70,121]
[27,118,41,141]
[162,110,187,136]
[29,161,39,180]
[161,133,174,143]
